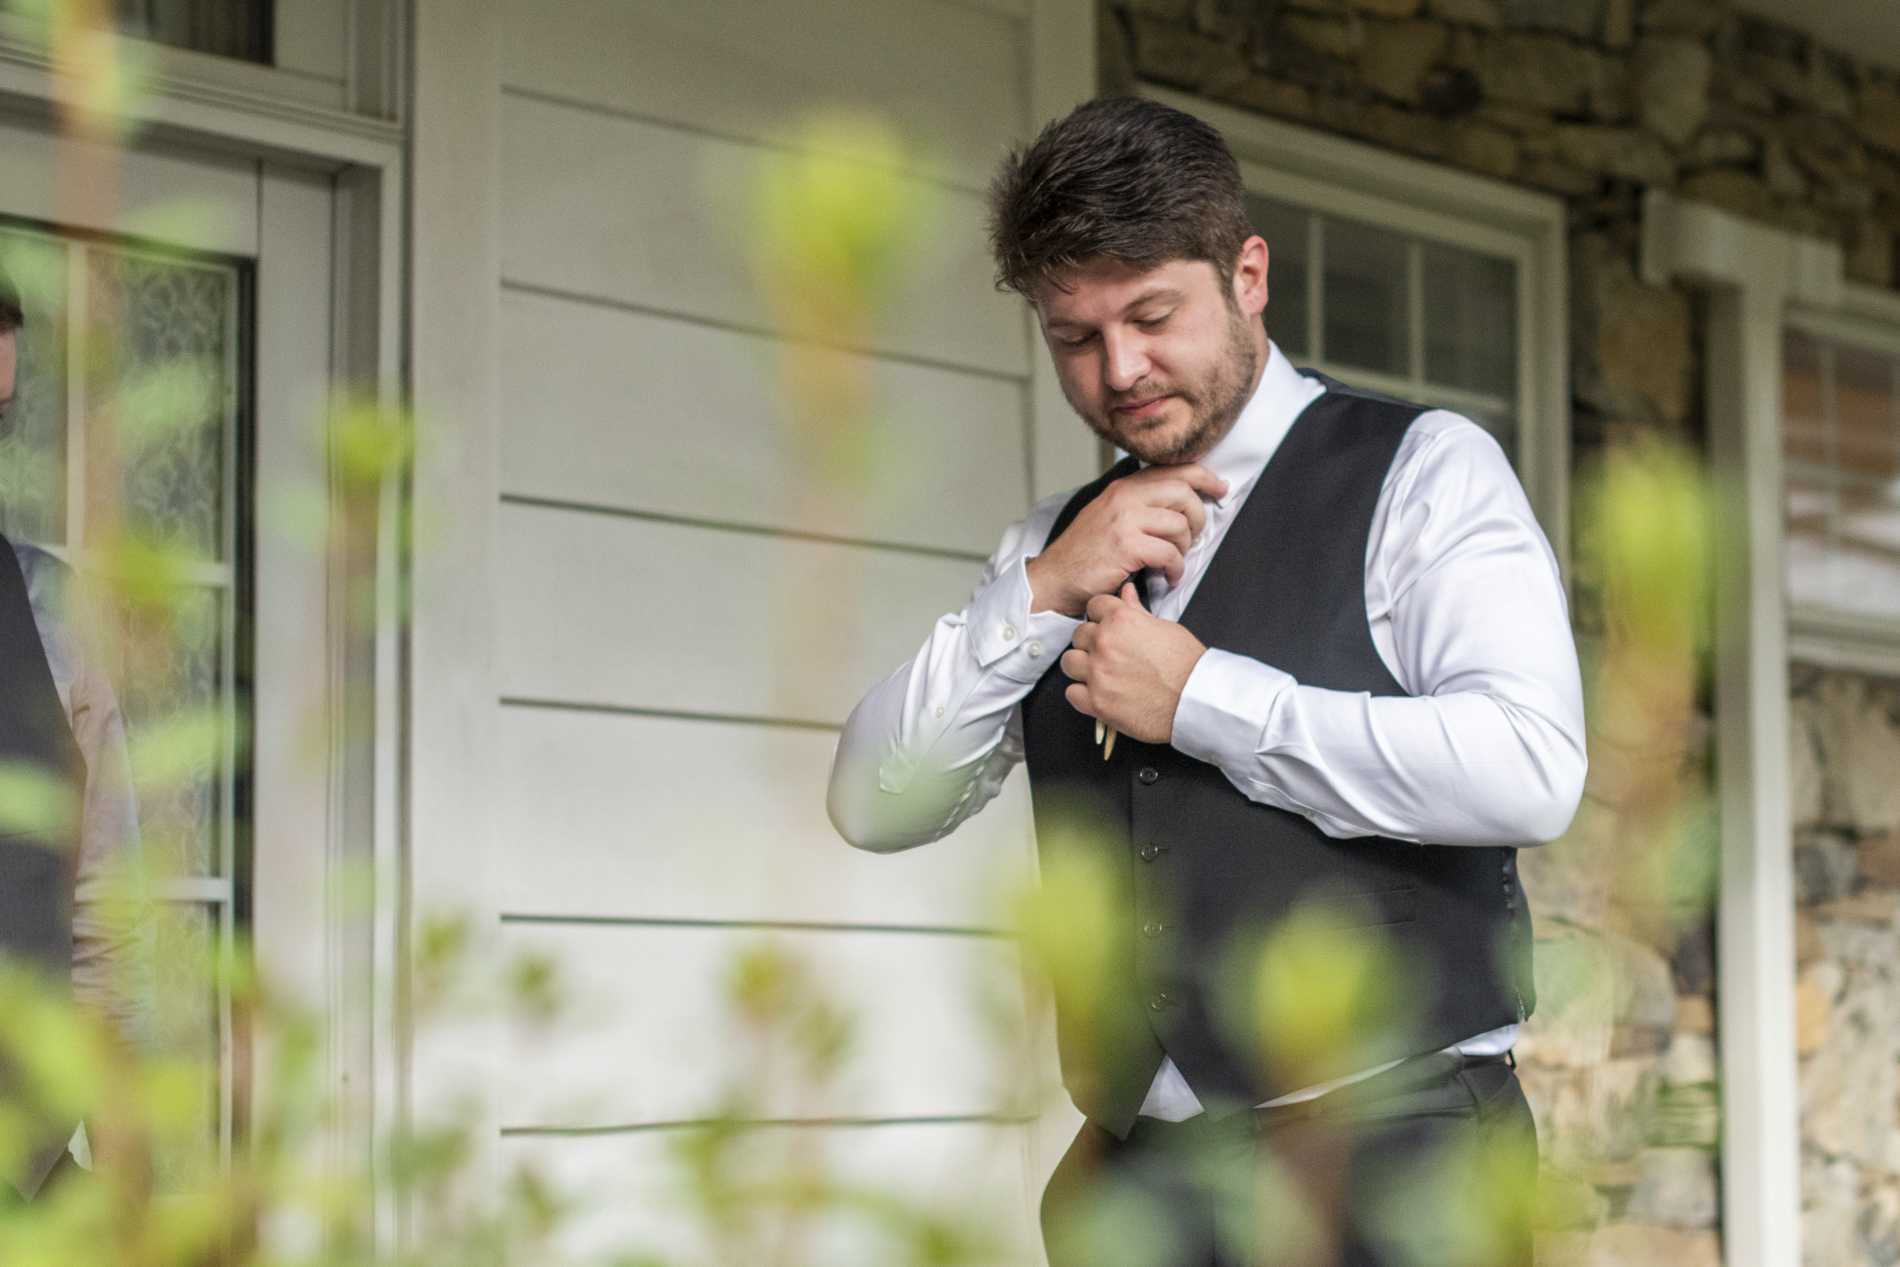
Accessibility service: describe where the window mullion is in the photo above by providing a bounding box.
[1406,240,1424,390]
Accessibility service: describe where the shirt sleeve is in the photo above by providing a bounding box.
[828,492,1082,853]
[19,548,158,1049]
[67,630,157,1049]
[1168,415,1587,847]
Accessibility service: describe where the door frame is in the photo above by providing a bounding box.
[0,39,407,1247]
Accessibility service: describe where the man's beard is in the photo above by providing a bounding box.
[1081,310,1260,466]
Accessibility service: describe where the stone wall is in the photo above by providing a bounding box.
[1791,667,1900,1267]
[1095,0,1900,1262]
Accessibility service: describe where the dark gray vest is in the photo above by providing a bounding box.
[0,535,84,1195]
[1021,379,1535,1137]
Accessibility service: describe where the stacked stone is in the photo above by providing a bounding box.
[1507,721,1723,1264]
[1102,0,1900,290]
[1792,667,1900,1267]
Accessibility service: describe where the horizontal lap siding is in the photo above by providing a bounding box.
[492,0,1047,1242]
[496,501,987,724]
[499,0,1026,192]
[496,706,1032,928]
[499,288,1027,556]
[499,95,1026,380]
[504,1122,1039,1265]
[497,922,1030,1128]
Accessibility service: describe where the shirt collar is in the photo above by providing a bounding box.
[1186,341,1322,507]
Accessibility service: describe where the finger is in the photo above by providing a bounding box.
[1084,592,1127,624]
[1125,476,1209,540]
[1065,683,1097,717]
[1060,648,1091,682]
[1134,506,1194,557]
[1121,581,1141,606]
[1171,463,1229,502]
[1130,537,1186,586]
[1070,621,1096,652]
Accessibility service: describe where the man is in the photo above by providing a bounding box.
[828,98,1584,1265]
[0,262,154,1198]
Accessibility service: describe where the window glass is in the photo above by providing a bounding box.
[0,231,66,545]
[1324,217,1409,377]
[0,222,246,1186]
[114,0,271,64]
[1783,328,1900,618]
[1245,194,1308,359]
[1422,242,1516,399]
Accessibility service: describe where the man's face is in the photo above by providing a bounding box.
[1034,238,1271,466]
[0,332,15,424]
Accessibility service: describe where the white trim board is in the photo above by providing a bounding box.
[1642,188,1845,1267]
[1140,84,1571,569]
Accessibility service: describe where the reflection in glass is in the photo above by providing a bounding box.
[1422,243,1516,398]
[1323,218,1408,376]
[0,230,68,545]
[1246,194,1308,359]
[1784,329,1900,618]
[118,587,223,879]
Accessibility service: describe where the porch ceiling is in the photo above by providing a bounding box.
[1730,0,1900,70]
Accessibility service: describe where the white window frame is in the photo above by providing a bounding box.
[1142,85,1572,565]
[1782,283,1900,676]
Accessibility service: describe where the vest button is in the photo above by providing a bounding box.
[1137,766,1159,785]
[1142,920,1164,938]
[1148,991,1172,1011]
[1139,844,1160,862]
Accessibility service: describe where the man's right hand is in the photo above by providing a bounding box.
[1026,465,1228,617]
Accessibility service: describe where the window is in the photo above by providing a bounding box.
[0,219,247,1178]
[114,0,271,64]
[1782,289,1900,672]
[1784,328,1900,618]
[1248,194,1522,459]
[1147,87,1569,555]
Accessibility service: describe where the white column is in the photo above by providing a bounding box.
[1644,190,1843,1267]
[407,0,504,1248]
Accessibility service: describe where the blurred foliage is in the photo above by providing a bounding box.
[1574,434,1718,920]
[712,109,941,491]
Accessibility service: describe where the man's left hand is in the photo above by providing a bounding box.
[1061,583,1208,744]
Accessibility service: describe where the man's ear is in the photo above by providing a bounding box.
[1232,235,1270,318]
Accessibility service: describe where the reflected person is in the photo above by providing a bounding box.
[0,262,155,1199]
[828,99,1585,1266]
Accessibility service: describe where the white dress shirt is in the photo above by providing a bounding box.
[828,343,1587,1120]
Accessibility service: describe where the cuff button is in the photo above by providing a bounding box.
[1026,640,1043,658]
[1002,625,1017,642]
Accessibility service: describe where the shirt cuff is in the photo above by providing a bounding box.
[966,555,1080,682]
[1170,647,1294,769]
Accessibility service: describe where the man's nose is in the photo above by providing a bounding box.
[1101,328,1149,393]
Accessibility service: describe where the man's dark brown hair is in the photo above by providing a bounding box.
[989,96,1253,298]
[0,262,21,335]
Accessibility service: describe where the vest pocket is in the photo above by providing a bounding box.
[1302,885,1418,930]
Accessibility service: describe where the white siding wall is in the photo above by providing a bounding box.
[485,1,1080,1257]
